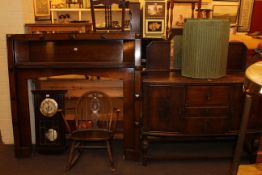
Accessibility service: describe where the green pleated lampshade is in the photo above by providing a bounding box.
[181,19,230,79]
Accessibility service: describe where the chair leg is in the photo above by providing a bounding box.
[106,140,115,172]
[66,141,81,171]
[66,141,75,170]
[142,136,149,166]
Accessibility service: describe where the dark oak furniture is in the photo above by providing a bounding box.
[6,31,262,173]
[141,40,262,173]
[7,33,141,160]
[64,91,120,171]
[142,72,244,164]
[90,0,126,32]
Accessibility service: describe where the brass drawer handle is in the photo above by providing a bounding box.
[205,93,211,100]
[70,34,76,39]
[204,108,210,115]
[200,108,210,116]
[134,121,140,126]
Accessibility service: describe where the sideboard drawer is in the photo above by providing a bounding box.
[185,86,231,106]
[184,106,230,117]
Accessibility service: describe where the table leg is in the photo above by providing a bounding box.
[230,94,252,175]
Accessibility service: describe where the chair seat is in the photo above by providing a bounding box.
[70,129,112,141]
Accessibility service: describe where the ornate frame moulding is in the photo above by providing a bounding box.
[238,0,255,32]
[212,5,239,25]
[33,0,51,17]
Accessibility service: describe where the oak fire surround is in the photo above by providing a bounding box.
[7,33,141,160]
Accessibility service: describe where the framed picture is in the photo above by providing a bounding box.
[173,0,199,2]
[145,19,164,34]
[212,5,239,24]
[33,0,50,17]
[213,0,239,2]
[171,4,194,28]
[145,1,165,18]
[50,0,67,9]
[238,0,255,32]
[143,1,166,38]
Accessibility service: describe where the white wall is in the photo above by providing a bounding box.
[0,0,34,144]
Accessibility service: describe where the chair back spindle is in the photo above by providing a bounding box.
[75,91,113,131]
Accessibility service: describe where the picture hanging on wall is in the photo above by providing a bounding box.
[171,4,193,28]
[212,5,239,24]
[145,19,164,34]
[143,0,166,38]
[145,1,166,18]
[238,0,255,32]
[50,0,67,9]
[33,0,50,17]
[213,0,239,2]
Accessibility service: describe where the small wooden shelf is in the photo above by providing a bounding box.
[51,8,90,23]
[50,8,130,23]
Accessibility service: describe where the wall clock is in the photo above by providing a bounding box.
[32,90,67,154]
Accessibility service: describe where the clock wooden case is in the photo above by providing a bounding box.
[32,90,67,154]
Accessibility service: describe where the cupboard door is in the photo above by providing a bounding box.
[143,84,185,132]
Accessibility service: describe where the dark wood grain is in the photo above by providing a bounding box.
[141,71,262,164]
[7,33,138,159]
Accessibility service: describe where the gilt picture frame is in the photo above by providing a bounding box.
[145,19,164,34]
[212,5,239,25]
[143,0,166,38]
[238,0,255,32]
[33,0,50,17]
[213,0,239,2]
[145,1,165,18]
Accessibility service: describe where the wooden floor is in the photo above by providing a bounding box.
[238,164,262,175]
[0,140,261,175]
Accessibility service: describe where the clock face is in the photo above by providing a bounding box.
[39,98,58,117]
